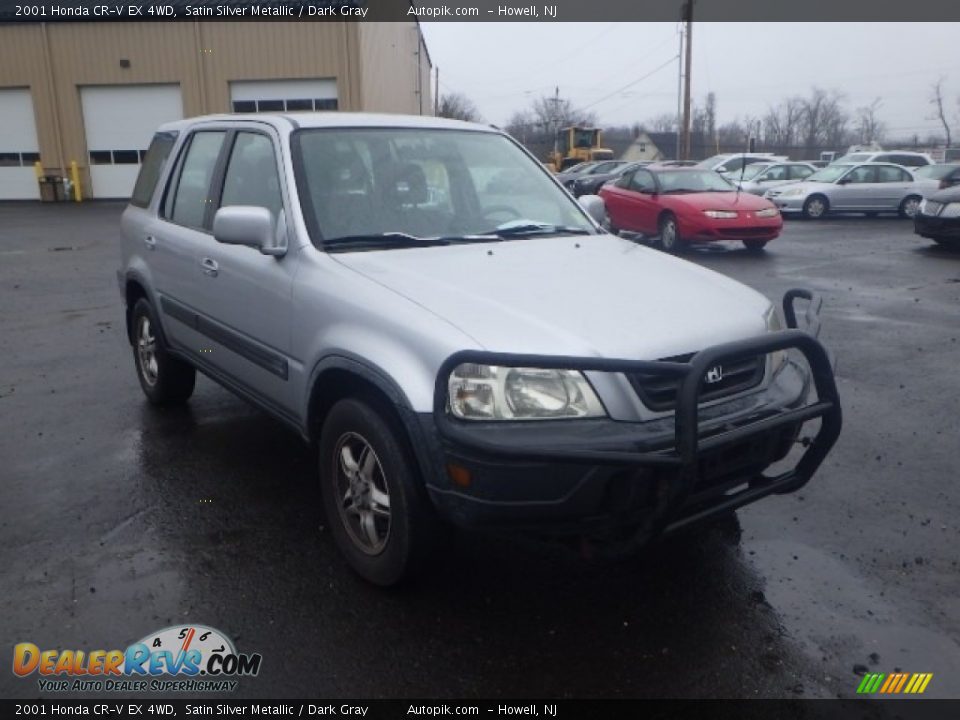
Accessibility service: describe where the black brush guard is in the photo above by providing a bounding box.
[432,289,842,535]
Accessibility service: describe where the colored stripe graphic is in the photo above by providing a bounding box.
[857,672,932,694]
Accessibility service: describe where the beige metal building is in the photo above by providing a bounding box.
[0,21,432,199]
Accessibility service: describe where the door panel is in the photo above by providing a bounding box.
[194,130,297,412]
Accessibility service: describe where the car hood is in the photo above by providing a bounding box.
[927,185,960,202]
[332,235,772,360]
[663,191,775,211]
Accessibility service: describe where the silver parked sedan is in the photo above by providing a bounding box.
[730,162,817,195]
[764,162,940,219]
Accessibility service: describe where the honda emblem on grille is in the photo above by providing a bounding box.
[705,365,724,384]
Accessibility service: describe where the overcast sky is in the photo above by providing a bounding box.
[419,22,960,140]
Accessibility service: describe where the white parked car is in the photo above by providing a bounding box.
[831,150,934,169]
[729,162,818,195]
[764,162,939,219]
[697,153,788,175]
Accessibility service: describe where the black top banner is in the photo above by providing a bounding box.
[1,0,960,22]
[3,699,960,720]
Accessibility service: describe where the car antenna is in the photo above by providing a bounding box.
[736,154,747,201]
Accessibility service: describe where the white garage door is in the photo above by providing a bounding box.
[80,84,183,198]
[0,88,41,200]
[229,79,338,113]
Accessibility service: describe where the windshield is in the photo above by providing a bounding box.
[293,128,597,247]
[739,163,772,181]
[564,162,596,175]
[656,170,736,193]
[914,164,957,180]
[805,164,854,183]
[839,153,871,163]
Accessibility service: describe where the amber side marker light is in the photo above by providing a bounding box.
[447,463,472,488]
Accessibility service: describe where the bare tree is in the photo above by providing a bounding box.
[799,88,850,155]
[763,96,804,153]
[644,113,678,133]
[929,78,952,148]
[855,98,886,145]
[704,92,717,144]
[437,92,482,123]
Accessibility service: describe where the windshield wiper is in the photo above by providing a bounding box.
[482,223,593,238]
[323,232,503,252]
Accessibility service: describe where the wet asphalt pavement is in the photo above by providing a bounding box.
[1,202,959,700]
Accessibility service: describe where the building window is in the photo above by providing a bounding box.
[0,153,20,167]
[112,150,140,164]
[231,98,339,113]
[89,151,113,165]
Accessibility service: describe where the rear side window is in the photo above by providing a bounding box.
[789,165,814,180]
[130,132,177,208]
[165,131,227,229]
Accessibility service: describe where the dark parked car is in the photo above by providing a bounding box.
[571,161,650,197]
[556,160,632,191]
[915,184,960,248]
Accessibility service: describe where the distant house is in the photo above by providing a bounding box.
[621,131,711,162]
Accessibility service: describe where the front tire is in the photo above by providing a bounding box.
[899,195,922,219]
[658,213,683,253]
[131,298,195,405]
[319,397,439,586]
[802,195,829,220]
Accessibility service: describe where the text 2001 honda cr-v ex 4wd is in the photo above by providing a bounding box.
[119,113,842,585]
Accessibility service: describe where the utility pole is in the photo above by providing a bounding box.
[675,23,683,160]
[434,66,439,116]
[551,86,561,157]
[681,1,693,160]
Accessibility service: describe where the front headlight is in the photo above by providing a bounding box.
[703,210,738,219]
[940,202,960,218]
[782,188,805,197]
[447,364,606,420]
[765,305,788,374]
[755,207,780,218]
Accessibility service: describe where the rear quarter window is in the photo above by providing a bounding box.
[130,132,177,208]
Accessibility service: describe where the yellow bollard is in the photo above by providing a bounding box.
[33,160,42,180]
[70,160,82,202]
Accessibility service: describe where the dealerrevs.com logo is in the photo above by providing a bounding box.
[13,625,262,693]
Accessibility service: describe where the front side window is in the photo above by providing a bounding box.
[789,165,814,180]
[219,132,283,220]
[844,166,876,184]
[166,131,226,229]
[629,170,655,192]
[292,128,596,246]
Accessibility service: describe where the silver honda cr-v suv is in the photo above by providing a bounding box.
[119,112,841,585]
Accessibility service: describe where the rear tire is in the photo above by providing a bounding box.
[319,397,440,586]
[131,298,195,405]
[742,239,768,252]
[899,195,922,219]
[658,213,683,253]
[802,195,829,220]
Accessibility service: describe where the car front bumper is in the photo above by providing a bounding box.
[679,214,783,242]
[766,193,807,213]
[915,211,960,240]
[411,290,842,544]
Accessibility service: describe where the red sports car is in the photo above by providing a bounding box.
[599,167,784,252]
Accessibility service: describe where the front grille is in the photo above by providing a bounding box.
[922,200,942,216]
[627,352,765,412]
[716,226,775,238]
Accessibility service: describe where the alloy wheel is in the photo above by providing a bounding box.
[334,432,391,555]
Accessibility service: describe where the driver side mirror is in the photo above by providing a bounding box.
[837,176,851,185]
[578,194,607,225]
[213,206,286,257]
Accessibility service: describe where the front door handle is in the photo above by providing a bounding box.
[200,257,219,277]
[144,236,157,251]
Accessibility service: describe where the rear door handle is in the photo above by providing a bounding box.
[144,236,157,251]
[200,257,219,277]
